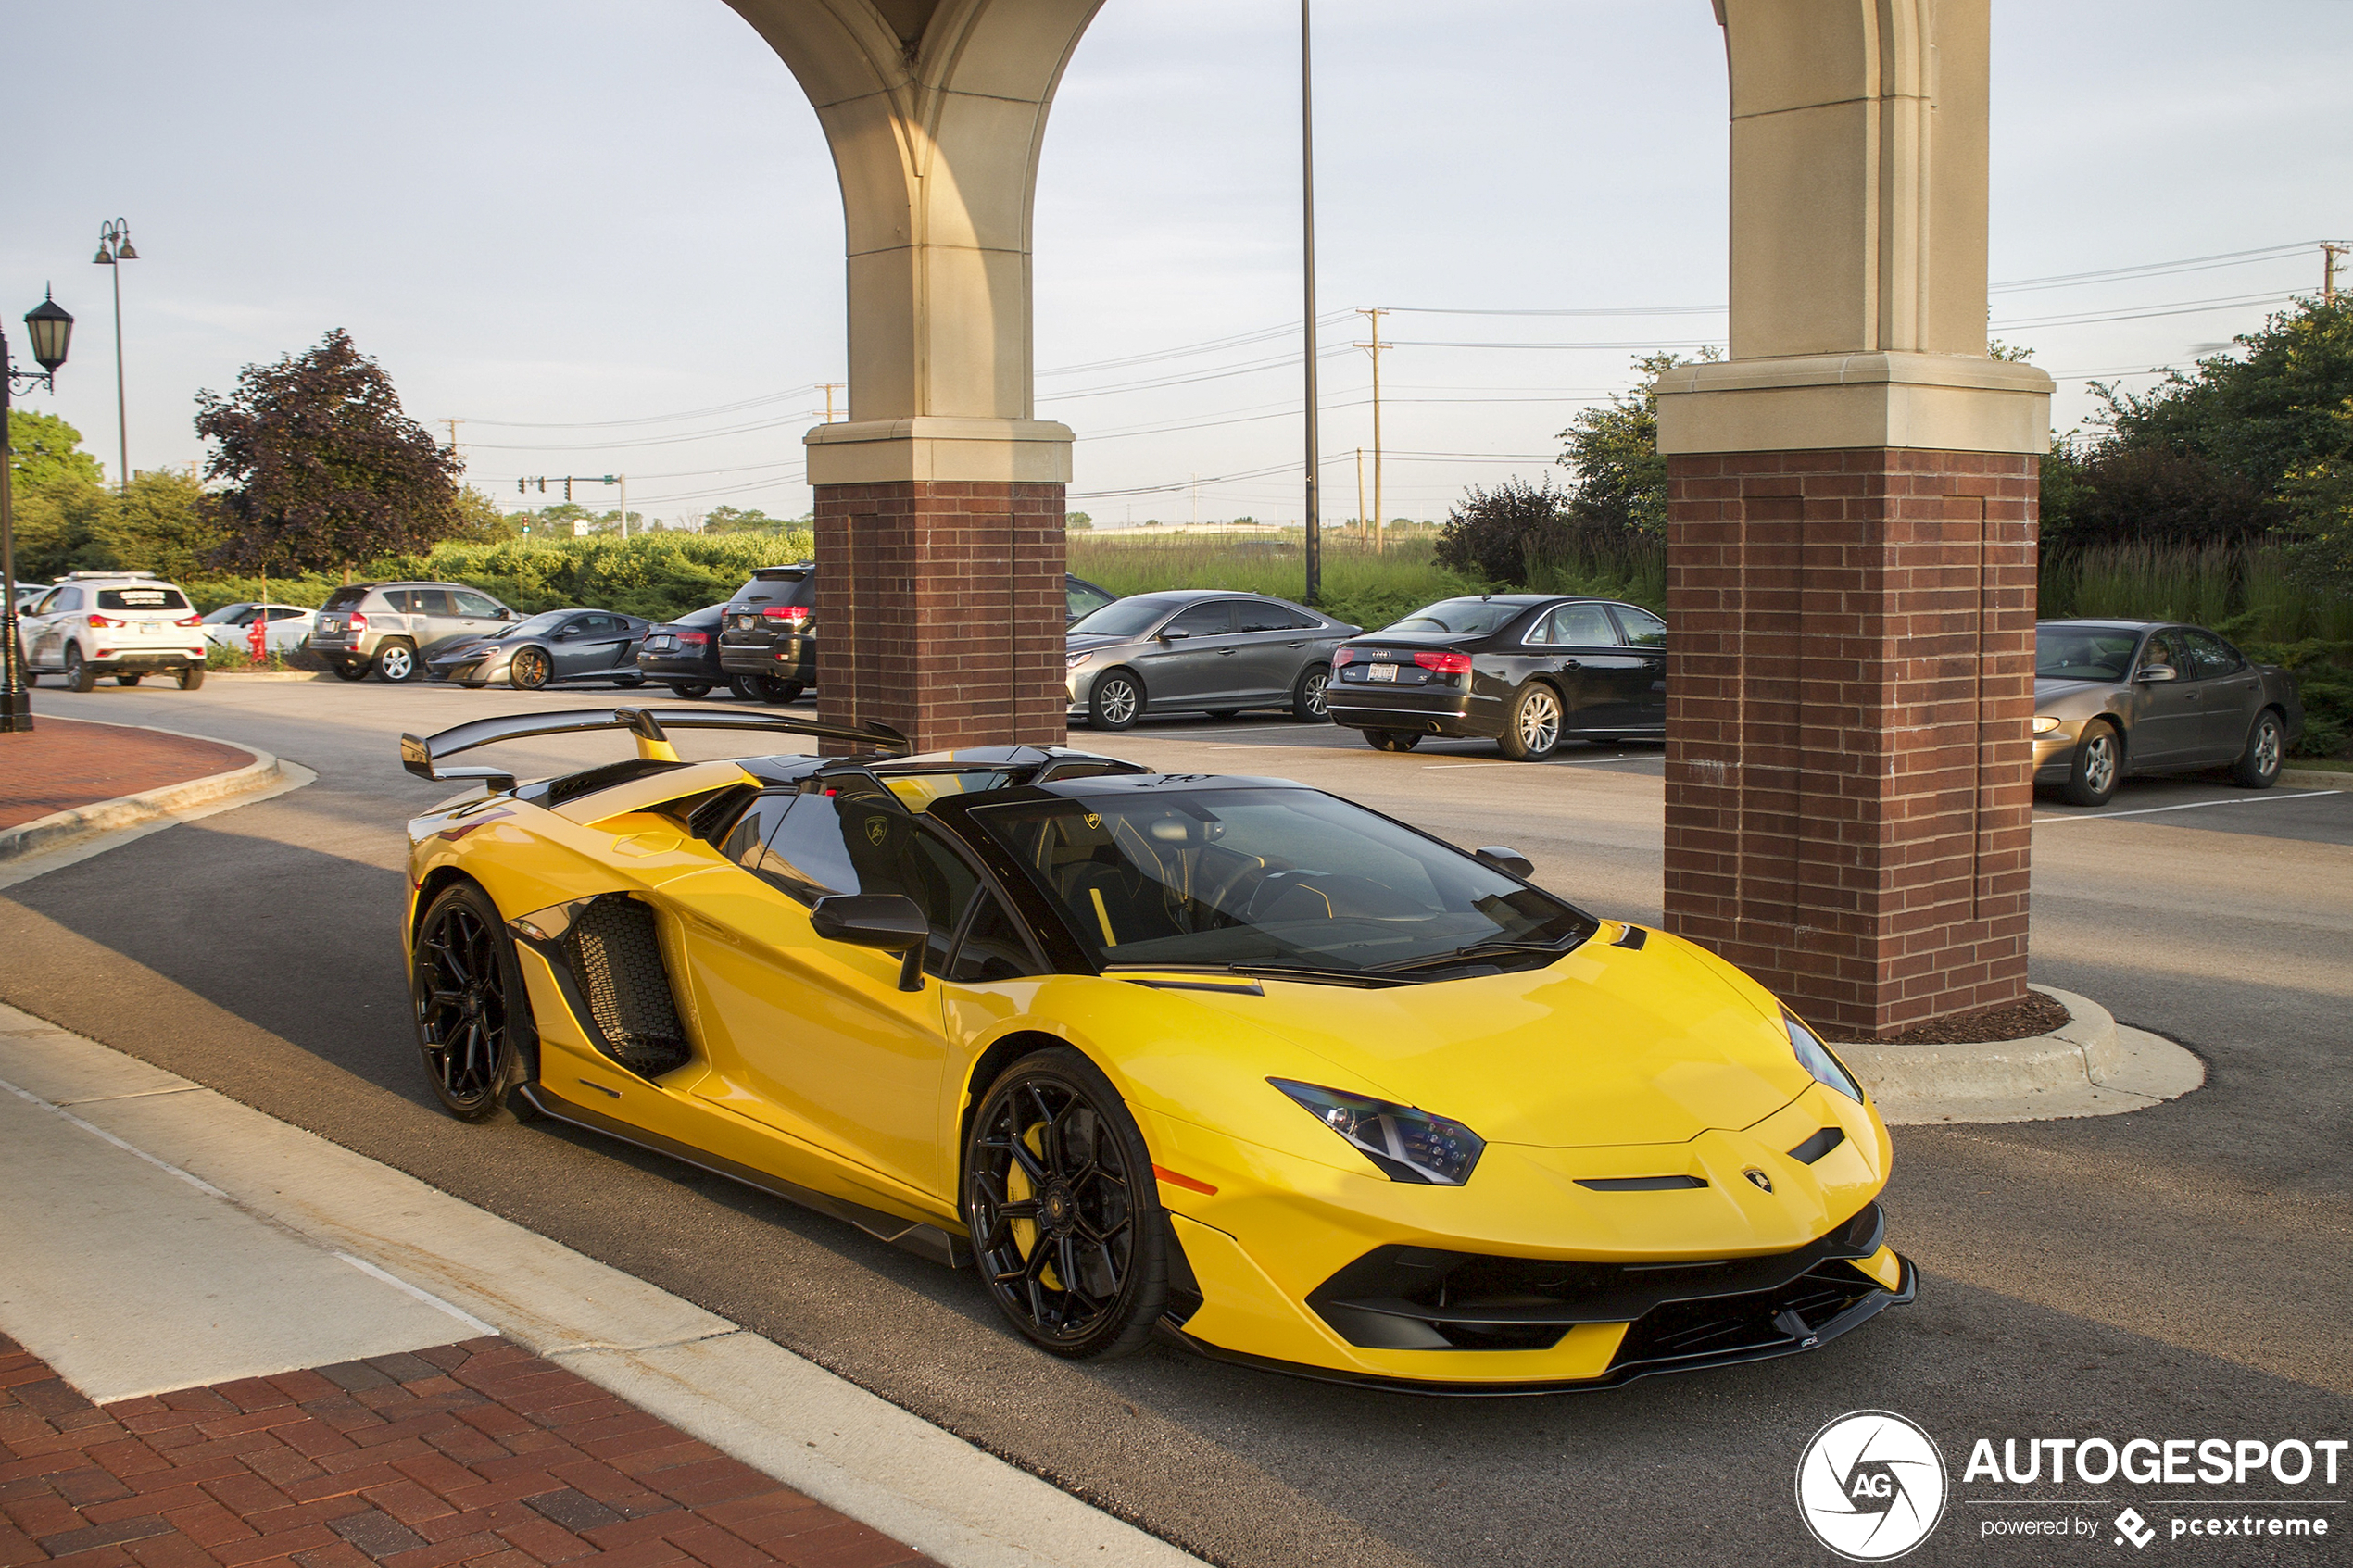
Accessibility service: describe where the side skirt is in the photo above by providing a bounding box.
[514,1081,974,1270]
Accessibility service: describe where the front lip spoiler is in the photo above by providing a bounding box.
[1158,1254,1915,1398]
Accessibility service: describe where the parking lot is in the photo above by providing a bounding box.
[3,678,2349,1567]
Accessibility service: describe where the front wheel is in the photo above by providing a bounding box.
[1088,670,1144,731]
[668,682,712,700]
[2229,709,2284,789]
[1498,683,1563,761]
[375,640,420,683]
[963,1047,1167,1360]
[1290,663,1332,722]
[510,646,552,690]
[1364,729,1421,752]
[410,880,537,1123]
[2059,721,2121,808]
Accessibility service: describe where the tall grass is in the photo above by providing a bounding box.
[1524,532,1667,610]
[2039,542,2353,643]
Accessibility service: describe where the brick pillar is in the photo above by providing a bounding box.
[1662,448,2039,1040]
[812,480,1068,754]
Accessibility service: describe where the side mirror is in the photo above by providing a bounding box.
[2135,664,2177,684]
[498,608,515,620]
[1475,846,1534,878]
[1159,627,1191,641]
[810,893,930,991]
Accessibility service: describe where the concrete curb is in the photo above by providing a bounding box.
[198,670,331,682]
[0,721,284,864]
[1847,985,2206,1126]
[2279,766,2349,789]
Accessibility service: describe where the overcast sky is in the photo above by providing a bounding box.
[9,1,2351,527]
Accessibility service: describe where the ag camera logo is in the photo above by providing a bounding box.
[1795,1411,1949,1561]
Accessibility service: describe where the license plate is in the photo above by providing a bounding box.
[139,621,161,633]
[1367,662,1398,683]
[648,637,673,650]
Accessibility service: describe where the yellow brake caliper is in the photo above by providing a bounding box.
[1008,1123,1063,1290]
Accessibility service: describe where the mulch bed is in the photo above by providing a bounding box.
[0,719,254,833]
[1822,990,2072,1047]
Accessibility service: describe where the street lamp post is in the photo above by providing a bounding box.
[1300,0,1320,607]
[2,290,78,734]
[93,219,137,495]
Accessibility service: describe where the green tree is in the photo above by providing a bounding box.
[195,328,466,577]
[1433,475,1573,583]
[7,409,106,491]
[703,505,795,533]
[90,470,224,583]
[1556,347,1720,534]
[1065,511,1093,530]
[446,485,521,543]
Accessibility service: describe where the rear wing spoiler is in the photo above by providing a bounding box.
[399,707,909,790]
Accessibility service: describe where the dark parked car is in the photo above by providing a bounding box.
[1065,589,1358,730]
[2032,620,2302,806]
[426,609,652,690]
[1327,595,1667,760]
[635,603,728,698]
[713,566,1146,707]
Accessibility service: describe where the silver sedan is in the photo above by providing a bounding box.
[1066,590,1359,730]
[2032,620,2304,807]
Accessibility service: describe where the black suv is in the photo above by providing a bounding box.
[717,565,816,703]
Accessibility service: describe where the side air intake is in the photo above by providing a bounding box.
[566,896,692,1077]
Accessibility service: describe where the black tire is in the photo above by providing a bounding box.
[2058,721,2121,808]
[410,880,538,1123]
[66,646,97,693]
[1290,663,1332,723]
[2229,708,2285,790]
[177,665,205,691]
[375,639,421,683]
[1088,669,1144,731]
[963,1047,1166,1361]
[510,646,552,691]
[764,677,806,704]
[117,672,143,687]
[1364,729,1421,753]
[332,659,370,682]
[668,682,712,700]
[730,672,800,704]
[612,672,646,689]
[1497,682,1564,761]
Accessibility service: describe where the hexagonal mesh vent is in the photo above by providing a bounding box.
[565,895,691,1077]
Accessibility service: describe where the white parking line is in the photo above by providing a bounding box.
[2032,789,2342,823]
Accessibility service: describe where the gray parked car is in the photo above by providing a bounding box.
[311,581,518,682]
[1065,589,1359,730]
[2032,619,2303,807]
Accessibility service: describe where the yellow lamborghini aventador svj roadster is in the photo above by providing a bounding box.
[398,707,1912,1392]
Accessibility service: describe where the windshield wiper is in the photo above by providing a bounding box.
[1370,937,1579,975]
[1101,959,1408,988]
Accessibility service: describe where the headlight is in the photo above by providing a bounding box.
[1066,650,1092,668]
[1271,1079,1485,1185]
[1783,1010,1863,1103]
[2032,715,2062,734]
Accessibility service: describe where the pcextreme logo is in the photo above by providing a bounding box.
[1796,1411,1950,1561]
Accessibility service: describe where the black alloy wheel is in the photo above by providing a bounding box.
[669,682,712,699]
[1364,729,1421,753]
[2059,721,2120,808]
[510,646,552,690]
[66,646,97,693]
[1088,670,1143,731]
[964,1048,1167,1360]
[2231,709,2284,789]
[410,881,537,1123]
[332,659,370,682]
[1290,663,1332,722]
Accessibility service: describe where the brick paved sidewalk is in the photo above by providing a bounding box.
[0,1334,932,1568]
[0,720,255,833]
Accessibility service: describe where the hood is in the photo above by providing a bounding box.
[1067,633,1132,652]
[2033,675,2110,698]
[1164,929,1811,1148]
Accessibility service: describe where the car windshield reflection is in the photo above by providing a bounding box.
[972,787,1592,976]
[2036,626,2139,682]
[1385,598,1527,636]
[1070,595,1190,639]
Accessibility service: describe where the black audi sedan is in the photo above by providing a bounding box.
[635,603,728,698]
[1326,595,1667,760]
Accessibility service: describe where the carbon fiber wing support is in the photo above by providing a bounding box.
[399,707,910,788]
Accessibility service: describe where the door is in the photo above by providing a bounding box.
[675,782,980,1198]
[24,586,80,668]
[1529,601,1646,732]
[2181,629,2261,759]
[1230,600,1324,703]
[447,588,510,643]
[555,613,632,678]
[1608,604,1669,732]
[1133,600,1242,709]
[2127,629,2205,768]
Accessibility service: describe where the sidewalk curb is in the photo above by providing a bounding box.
[1847,985,2206,1125]
[0,719,284,863]
[2279,766,2349,788]
[0,1009,1209,1568]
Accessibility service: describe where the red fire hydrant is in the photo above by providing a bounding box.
[246,613,268,663]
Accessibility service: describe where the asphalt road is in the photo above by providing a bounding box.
[4,678,2348,1568]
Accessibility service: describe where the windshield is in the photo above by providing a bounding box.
[508,611,572,637]
[2036,625,2140,682]
[1385,597,1528,637]
[971,786,1592,976]
[1070,595,1189,638]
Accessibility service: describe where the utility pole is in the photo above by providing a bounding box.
[1190,472,1199,530]
[2326,243,2347,306]
[442,418,462,468]
[820,383,845,422]
[619,473,629,538]
[1354,447,1365,539]
[1355,307,1387,556]
[1299,0,1321,606]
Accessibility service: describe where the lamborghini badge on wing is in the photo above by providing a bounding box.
[399,706,1912,1391]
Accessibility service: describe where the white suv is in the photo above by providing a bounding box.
[20,571,210,691]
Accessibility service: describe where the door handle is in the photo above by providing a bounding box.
[1557,659,1581,670]
[1287,640,1306,648]
[1217,647,1237,656]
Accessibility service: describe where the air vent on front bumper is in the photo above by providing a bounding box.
[1788,1126,1848,1164]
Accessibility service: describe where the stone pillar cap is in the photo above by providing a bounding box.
[1654,351,2054,457]
[805,417,1076,486]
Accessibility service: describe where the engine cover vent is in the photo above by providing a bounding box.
[565,895,692,1077]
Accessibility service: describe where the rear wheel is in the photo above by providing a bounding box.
[177,665,205,691]
[1290,663,1332,722]
[510,646,551,690]
[668,682,712,699]
[963,1047,1166,1360]
[1364,729,1421,752]
[410,881,537,1123]
[1088,670,1143,731]
[2229,709,2284,789]
[375,639,420,683]
[2058,721,2121,808]
[1498,683,1563,761]
[66,646,97,693]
